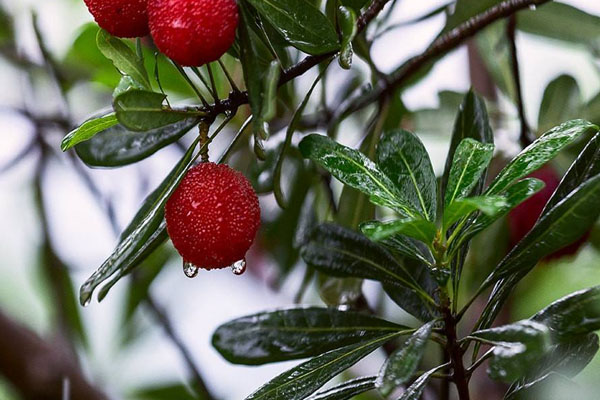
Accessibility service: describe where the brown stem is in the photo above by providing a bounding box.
[507,15,534,148]
[441,293,471,400]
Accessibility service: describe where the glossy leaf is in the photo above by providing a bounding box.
[485,120,597,196]
[299,134,419,218]
[397,364,446,400]
[471,320,551,382]
[377,322,434,396]
[301,223,434,304]
[376,129,437,221]
[306,376,376,400]
[61,113,118,151]
[505,372,578,400]
[532,286,600,340]
[246,0,340,55]
[445,138,495,206]
[441,90,494,201]
[245,333,399,400]
[443,196,507,230]
[212,307,407,365]
[75,118,199,168]
[79,139,200,305]
[361,218,436,245]
[96,29,150,89]
[338,6,357,70]
[113,90,201,132]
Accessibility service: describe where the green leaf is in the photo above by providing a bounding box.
[113,75,146,98]
[75,118,199,168]
[245,333,400,400]
[338,6,357,70]
[377,321,434,396]
[246,0,340,55]
[96,29,151,89]
[376,129,437,221]
[301,224,434,305]
[505,372,578,400]
[443,196,507,231]
[212,307,407,365]
[475,21,516,101]
[299,134,419,218]
[79,139,200,305]
[113,90,202,132]
[537,75,582,134]
[532,286,600,340]
[61,113,118,151]
[397,364,447,400]
[471,320,552,382]
[517,2,600,46]
[441,90,494,203]
[485,120,597,196]
[445,138,495,206]
[306,376,376,400]
[361,218,437,245]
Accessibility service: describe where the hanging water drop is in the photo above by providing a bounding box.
[183,261,200,278]
[231,258,247,275]
[82,296,92,307]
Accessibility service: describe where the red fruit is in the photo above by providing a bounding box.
[165,163,261,270]
[508,165,588,260]
[148,0,239,66]
[84,0,149,38]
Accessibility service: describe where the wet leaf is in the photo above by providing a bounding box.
[96,29,150,89]
[61,113,118,151]
[537,75,582,134]
[306,376,376,400]
[377,322,434,396]
[212,307,408,365]
[443,196,507,231]
[361,218,437,245]
[397,364,446,400]
[338,6,357,69]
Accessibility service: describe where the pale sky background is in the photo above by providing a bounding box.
[0,1,599,399]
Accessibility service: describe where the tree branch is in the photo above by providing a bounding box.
[336,0,552,119]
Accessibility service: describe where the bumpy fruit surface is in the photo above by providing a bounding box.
[508,165,588,260]
[84,0,149,38]
[148,0,239,66]
[165,163,261,270]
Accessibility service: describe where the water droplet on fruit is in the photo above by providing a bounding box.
[183,261,200,278]
[231,259,247,275]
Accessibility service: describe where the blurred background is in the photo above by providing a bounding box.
[1,0,600,399]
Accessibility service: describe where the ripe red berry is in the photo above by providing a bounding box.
[165,163,261,270]
[147,0,239,66]
[508,165,588,260]
[84,0,149,38]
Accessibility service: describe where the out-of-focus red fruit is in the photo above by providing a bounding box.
[165,163,261,270]
[84,0,149,38]
[147,0,239,66]
[508,165,588,260]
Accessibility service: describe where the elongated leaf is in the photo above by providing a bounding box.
[246,0,340,55]
[486,120,597,196]
[378,233,433,266]
[245,333,399,400]
[532,286,600,340]
[505,372,578,400]
[377,322,434,396]
[301,224,433,304]
[79,139,200,305]
[537,75,582,134]
[471,320,551,382]
[543,132,600,213]
[306,376,376,400]
[113,90,202,131]
[75,118,199,168]
[61,113,118,151]
[517,2,600,46]
[445,138,495,206]
[441,90,494,201]
[443,196,507,230]
[376,129,437,221]
[361,218,436,245]
[97,29,150,89]
[299,135,419,218]
[397,364,446,400]
[212,307,407,365]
